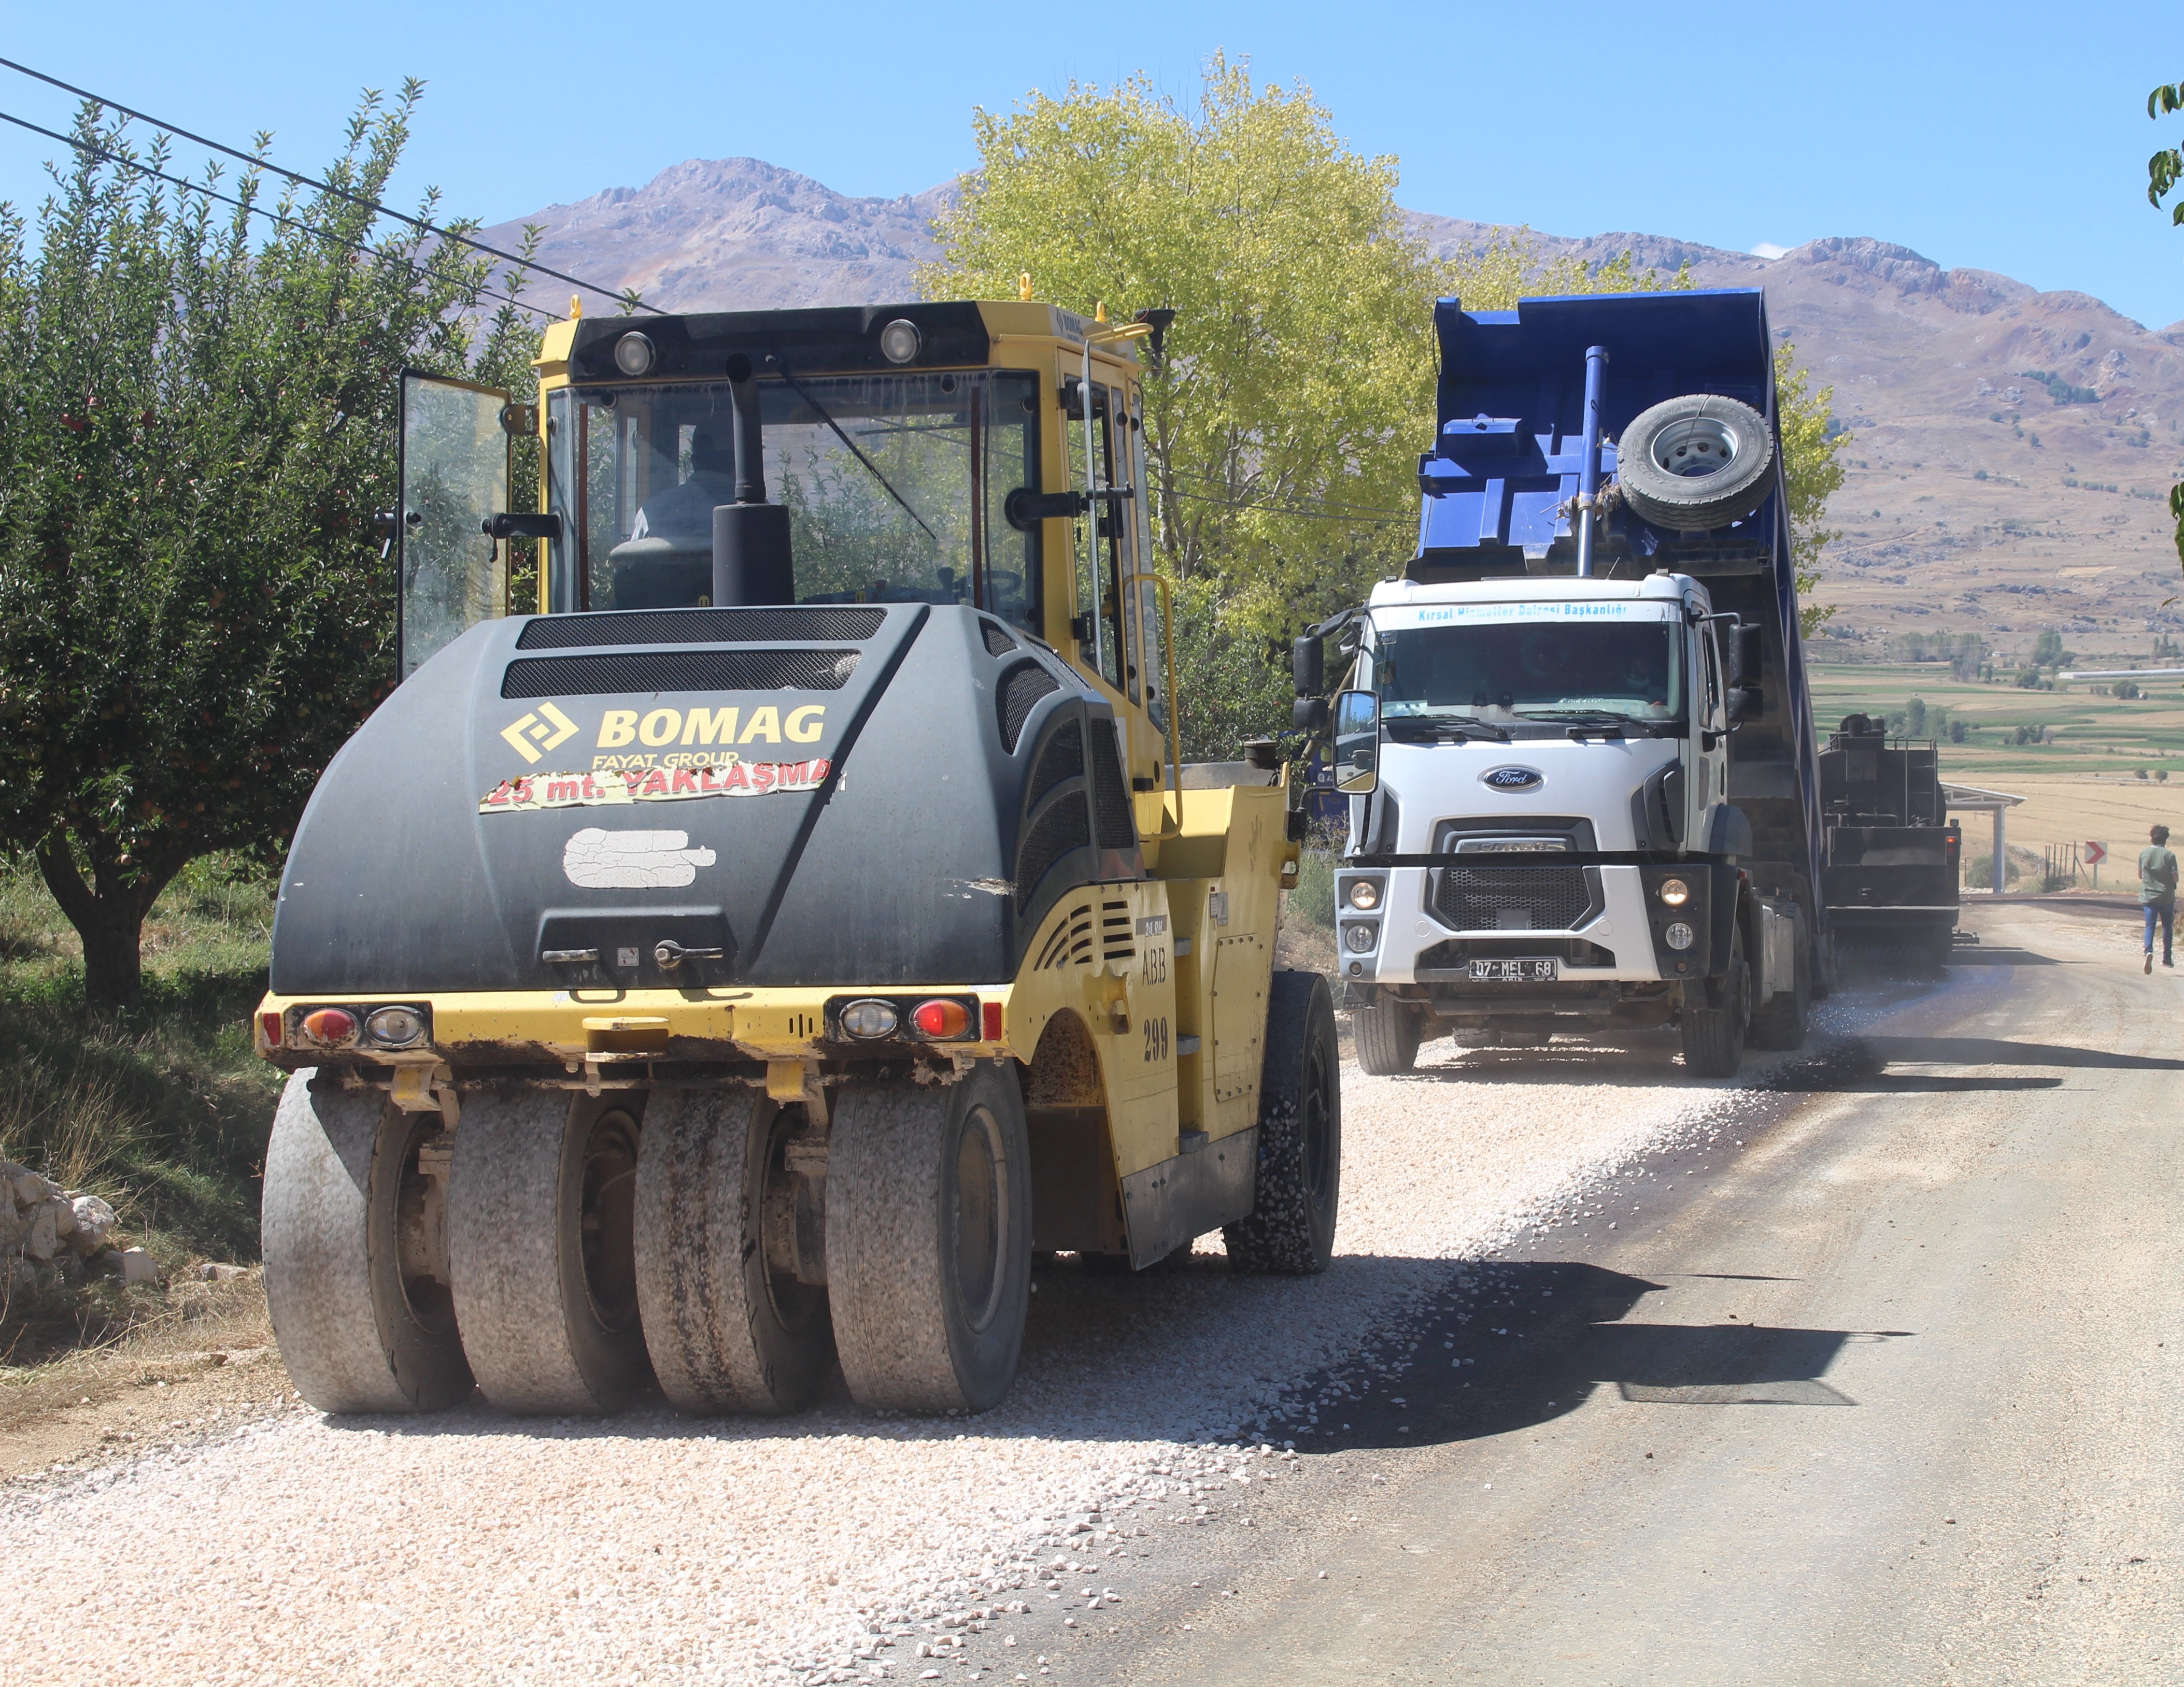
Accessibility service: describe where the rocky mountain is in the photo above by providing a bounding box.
[482,162,2184,663]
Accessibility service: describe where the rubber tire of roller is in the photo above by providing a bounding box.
[1679,931,1751,1078]
[1225,970,1342,1275]
[1352,996,1422,1075]
[262,1069,473,1414]
[448,1090,654,1414]
[1746,929,1810,1051]
[826,1064,1033,1414]
[633,1088,834,1414]
[1615,393,1776,533]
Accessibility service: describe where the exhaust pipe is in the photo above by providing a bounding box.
[712,353,795,606]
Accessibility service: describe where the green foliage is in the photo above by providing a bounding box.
[0,89,540,1004]
[1287,842,1336,930]
[921,56,1430,642]
[0,852,282,1263]
[1773,346,1848,639]
[2019,368,2101,405]
[2034,628,2072,666]
[920,61,1691,757]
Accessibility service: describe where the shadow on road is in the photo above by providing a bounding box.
[1304,1261,1913,1452]
[1857,1035,2184,1071]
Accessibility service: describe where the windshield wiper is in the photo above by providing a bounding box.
[1519,709,1678,737]
[771,363,939,544]
[1384,716,1512,745]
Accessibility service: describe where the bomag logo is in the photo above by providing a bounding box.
[500,703,580,765]
[597,705,826,750]
[500,703,829,767]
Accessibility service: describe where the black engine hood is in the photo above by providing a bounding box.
[271,604,1139,995]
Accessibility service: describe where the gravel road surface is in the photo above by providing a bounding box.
[6,960,1923,1686]
[1036,905,2183,1685]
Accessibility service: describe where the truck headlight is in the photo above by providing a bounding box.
[1657,877,1690,907]
[1344,923,1379,953]
[1664,921,1695,951]
[1347,880,1381,911]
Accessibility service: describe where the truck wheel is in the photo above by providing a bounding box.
[826,1064,1032,1413]
[1352,997,1421,1075]
[449,1092,655,1414]
[1746,932,1810,1051]
[263,1071,472,1414]
[633,1089,834,1414]
[1225,970,1342,1275]
[1617,394,1775,533]
[1679,929,1751,1078]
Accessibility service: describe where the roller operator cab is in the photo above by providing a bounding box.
[1302,289,1844,1080]
[256,299,1338,1420]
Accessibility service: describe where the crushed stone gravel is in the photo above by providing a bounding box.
[2,1014,1881,1685]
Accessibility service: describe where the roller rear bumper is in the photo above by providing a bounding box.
[254,984,1018,1075]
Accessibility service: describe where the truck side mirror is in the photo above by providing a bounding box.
[1332,689,1380,794]
[1728,622,1764,688]
[1292,634,1325,698]
[1727,684,1764,725]
[1292,696,1329,734]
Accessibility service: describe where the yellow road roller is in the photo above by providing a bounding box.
[257,295,1339,1416]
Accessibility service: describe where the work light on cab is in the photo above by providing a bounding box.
[301,1007,359,1047]
[879,319,921,365]
[612,332,656,376]
[840,999,899,1039]
[911,998,971,1039]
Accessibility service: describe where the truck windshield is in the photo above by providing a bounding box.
[552,370,1041,632]
[1371,618,1685,732]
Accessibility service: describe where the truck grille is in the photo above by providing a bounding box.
[1434,865,1592,933]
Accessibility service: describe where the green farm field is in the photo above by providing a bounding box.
[1808,662,2184,878]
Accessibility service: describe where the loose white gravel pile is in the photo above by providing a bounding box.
[2,1019,1874,1686]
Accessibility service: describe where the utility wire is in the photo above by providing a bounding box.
[0,107,561,321]
[0,55,658,313]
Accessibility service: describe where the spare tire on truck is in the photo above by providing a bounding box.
[1616,394,1775,533]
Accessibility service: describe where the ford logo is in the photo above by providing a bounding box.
[1481,765,1544,792]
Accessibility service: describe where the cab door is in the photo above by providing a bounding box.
[398,370,512,678]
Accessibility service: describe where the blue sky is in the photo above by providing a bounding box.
[5,2,2183,328]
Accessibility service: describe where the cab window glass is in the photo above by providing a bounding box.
[1067,379,1125,690]
[563,371,1042,632]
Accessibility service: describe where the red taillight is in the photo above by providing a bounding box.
[982,1000,1003,1042]
[912,998,972,1039]
[302,1007,359,1047]
[259,1010,284,1049]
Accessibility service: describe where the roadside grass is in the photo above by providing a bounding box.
[0,853,281,1283]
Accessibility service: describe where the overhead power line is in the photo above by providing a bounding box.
[0,55,658,314]
[0,107,561,321]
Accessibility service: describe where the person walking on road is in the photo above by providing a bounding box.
[2140,824,2178,972]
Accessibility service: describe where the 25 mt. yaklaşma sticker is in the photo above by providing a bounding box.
[480,759,832,814]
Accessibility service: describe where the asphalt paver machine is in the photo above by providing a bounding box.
[258,297,1338,1417]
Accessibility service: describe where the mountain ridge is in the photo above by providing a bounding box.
[480,158,2184,662]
